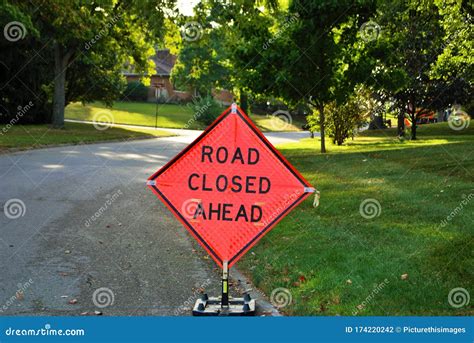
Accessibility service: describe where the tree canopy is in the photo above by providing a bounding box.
[1,0,472,146]
[1,0,176,126]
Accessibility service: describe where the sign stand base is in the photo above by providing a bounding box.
[192,261,256,316]
[192,294,256,316]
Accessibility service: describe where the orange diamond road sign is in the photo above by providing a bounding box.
[147,104,314,268]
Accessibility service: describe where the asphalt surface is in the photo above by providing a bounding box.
[0,130,311,316]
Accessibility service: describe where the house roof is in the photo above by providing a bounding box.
[123,49,176,77]
[151,49,176,76]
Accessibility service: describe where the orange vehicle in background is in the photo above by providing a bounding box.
[404,110,438,127]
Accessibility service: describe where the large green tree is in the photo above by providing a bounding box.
[1,0,175,127]
[170,5,232,96]
[171,0,277,113]
[369,0,472,139]
[431,0,473,114]
[176,0,374,152]
[210,0,277,113]
[255,0,374,152]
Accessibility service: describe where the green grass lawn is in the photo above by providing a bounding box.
[0,122,173,152]
[65,101,305,132]
[238,122,473,316]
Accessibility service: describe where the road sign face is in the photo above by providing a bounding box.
[147,105,314,268]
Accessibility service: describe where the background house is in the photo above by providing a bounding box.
[123,49,234,105]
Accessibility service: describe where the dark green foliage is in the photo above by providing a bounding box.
[192,95,223,126]
[123,81,149,102]
[368,0,473,139]
[0,0,171,125]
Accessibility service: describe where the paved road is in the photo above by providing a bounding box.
[0,131,311,316]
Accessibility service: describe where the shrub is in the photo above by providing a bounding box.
[123,81,148,101]
[326,100,361,145]
[307,98,368,146]
[192,95,223,126]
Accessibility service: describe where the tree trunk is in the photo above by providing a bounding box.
[397,110,405,137]
[240,91,248,114]
[411,115,417,140]
[319,103,326,153]
[52,43,67,128]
